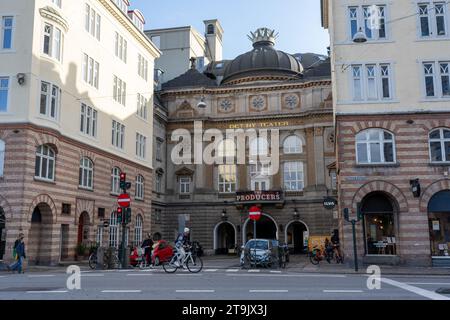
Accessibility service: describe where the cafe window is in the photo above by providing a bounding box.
[428,190,450,257]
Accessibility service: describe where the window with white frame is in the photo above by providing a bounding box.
[218,139,236,159]
[111,167,121,194]
[429,128,450,162]
[111,120,125,149]
[96,226,103,245]
[1,16,13,50]
[114,32,127,63]
[138,54,148,81]
[42,23,62,61]
[348,5,387,41]
[0,140,5,177]
[113,75,126,105]
[218,164,236,193]
[35,145,56,181]
[40,81,60,120]
[109,212,118,248]
[136,93,147,119]
[283,135,302,154]
[85,3,101,41]
[356,129,395,164]
[82,54,99,89]
[284,161,304,191]
[418,2,447,38]
[351,64,392,101]
[136,175,144,200]
[155,172,162,193]
[423,61,450,97]
[79,157,93,189]
[0,77,9,112]
[250,137,268,156]
[179,176,191,194]
[80,104,97,137]
[136,133,146,159]
[112,0,128,13]
[134,215,143,246]
[249,162,270,191]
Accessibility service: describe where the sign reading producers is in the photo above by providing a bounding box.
[236,190,283,203]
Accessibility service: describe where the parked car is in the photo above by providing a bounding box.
[240,239,279,267]
[151,240,174,266]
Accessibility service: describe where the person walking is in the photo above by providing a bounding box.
[141,233,154,266]
[8,233,26,274]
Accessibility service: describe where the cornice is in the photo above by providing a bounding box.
[39,6,69,32]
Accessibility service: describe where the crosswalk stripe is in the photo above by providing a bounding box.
[248,269,260,273]
[204,269,218,272]
[226,269,239,272]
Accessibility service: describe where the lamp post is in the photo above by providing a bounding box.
[343,206,362,272]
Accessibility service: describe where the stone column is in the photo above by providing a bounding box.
[314,126,325,187]
[305,127,316,188]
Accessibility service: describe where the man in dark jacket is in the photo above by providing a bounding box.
[141,233,154,265]
[8,233,26,274]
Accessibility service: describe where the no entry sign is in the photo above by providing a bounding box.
[117,193,131,208]
[249,206,261,221]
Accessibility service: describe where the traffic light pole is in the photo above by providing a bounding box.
[343,207,362,272]
[120,211,127,269]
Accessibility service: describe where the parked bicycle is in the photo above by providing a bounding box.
[89,248,122,270]
[162,245,203,273]
[309,245,343,265]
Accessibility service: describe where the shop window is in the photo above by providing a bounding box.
[428,190,450,257]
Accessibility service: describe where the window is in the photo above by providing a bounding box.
[42,23,62,61]
[109,212,118,248]
[35,145,56,181]
[284,162,304,191]
[111,167,121,194]
[218,165,236,193]
[356,129,395,164]
[96,226,103,245]
[111,120,125,149]
[418,2,447,38]
[156,139,163,161]
[82,54,99,89]
[207,24,215,34]
[351,63,392,101]
[113,0,128,13]
[135,175,144,200]
[0,140,4,177]
[0,77,9,112]
[80,104,97,137]
[134,215,143,246]
[79,157,93,189]
[250,162,270,191]
[250,137,268,156]
[138,54,148,81]
[179,176,191,194]
[283,135,302,154]
[113,75,126,105]
[429,128,450,162]
[348,5,387,41]
[136,133,147,159]
[136,93,148,119]
[155,172,162,193]
[114,32,127,63]
[40,81,60,120]
[155,209,162,224]
[85,3,101,40]
[423,61,450,97]
[1,16,13,50]
[218,139,236,159]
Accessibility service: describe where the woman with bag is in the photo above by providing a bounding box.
[8,233,26,273]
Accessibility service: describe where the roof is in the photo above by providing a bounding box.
[162,68,217,90]
[303,58,331,79]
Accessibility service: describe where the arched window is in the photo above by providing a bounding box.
[109,211,118,248]
[35,145,56,180]
[283,135,302,154]
[111,167,121,194]
[207,24,215,35]
[250,137,268,156]
[218,139,236,158]
[0,139,5,177]
[429,128,450,163]
[356,129,395,164]
[79,157,94,189]
[134,214,143,246]
[135,175,144,200]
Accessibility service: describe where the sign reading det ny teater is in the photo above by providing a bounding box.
[236,190,283,203]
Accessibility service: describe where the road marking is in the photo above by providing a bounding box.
[27,275,55,278]
[101,290,142,293]
[249,290,288,293]
[26,290,68,294]
[270,271,282,273]
[127,274,153,276]
[176,273,202,276]
[227,274,346,278]
[406,282,450,285]
[81,274,105,277]
[226,269,239,272]
[204,269,218,272]
[323,290,364,293]
[248,269,260,273]
[381,277,450,300]
[176,290,215,293]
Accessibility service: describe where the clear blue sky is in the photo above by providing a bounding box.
[132,0,330,59]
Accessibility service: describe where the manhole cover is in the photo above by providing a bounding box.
[436,288,450,294]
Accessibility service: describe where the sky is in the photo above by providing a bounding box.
[132,0,330,59]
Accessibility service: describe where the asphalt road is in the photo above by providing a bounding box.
[1,266,450,300]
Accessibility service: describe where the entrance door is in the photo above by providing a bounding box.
[60,224,69,261]
[77,212,90,245]
[287,221,307,254]
[215,222,236,254]
[245,214,277,241]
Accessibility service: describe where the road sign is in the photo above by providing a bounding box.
[103,220,109,228]
[117,193,131,208]
[249,206,261,221]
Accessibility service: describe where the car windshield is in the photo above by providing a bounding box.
[246,240,268,250]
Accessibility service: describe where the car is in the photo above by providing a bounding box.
[240,239,279,267]
[151,240,174,266]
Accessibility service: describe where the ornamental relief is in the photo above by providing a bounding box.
[282,93,301,110]
[217,97,235,113]
[249,95,267,112]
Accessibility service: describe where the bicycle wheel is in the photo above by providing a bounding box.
[163,256,178,273]
[186,255,203,273]
[88,254,97,270]
[309,253,319,265]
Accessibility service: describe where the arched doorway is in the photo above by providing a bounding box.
[28,203,53,265]
[428,190,450,257]
[77,212,90,245]
[243,213,277,242]
[361,192,398,256]
[153,232,162,241]
[285,220,308,254]
[0,207,5,260]
[214,221,236,254]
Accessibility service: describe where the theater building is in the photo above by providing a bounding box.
[322,0,450,266]
[151,25,338,254]
[0,0,160,265]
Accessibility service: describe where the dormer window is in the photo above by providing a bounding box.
[207,24,215,35]
[112,0,128,14]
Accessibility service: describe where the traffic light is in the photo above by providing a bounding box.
[117,207,123,224]
[119,172,131,191]
[125,207,131,224]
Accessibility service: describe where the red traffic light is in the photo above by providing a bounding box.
[117,207,123,214]
[120,172,126,181]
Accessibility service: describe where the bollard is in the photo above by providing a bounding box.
[96,247,105,270]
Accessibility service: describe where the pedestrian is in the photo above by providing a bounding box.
[8,233,26,274]
[141,233,154,266]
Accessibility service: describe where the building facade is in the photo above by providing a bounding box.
[0,0,160,265]
[151,26,337,255]
[322,0,450,266]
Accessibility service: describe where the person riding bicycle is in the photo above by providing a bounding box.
[331,231,342,262]
[174,227,191,267]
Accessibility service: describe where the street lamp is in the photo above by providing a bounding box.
[221,208,228,221]
[353,27,368,43]
[343,206,363,272]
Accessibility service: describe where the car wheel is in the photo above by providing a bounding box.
[154,256,160,266]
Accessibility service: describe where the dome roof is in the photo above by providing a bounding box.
[222,28,303,85]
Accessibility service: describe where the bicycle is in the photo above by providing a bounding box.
[162,245,203,273]
[89,248,122,270]
[309,246,330,265]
